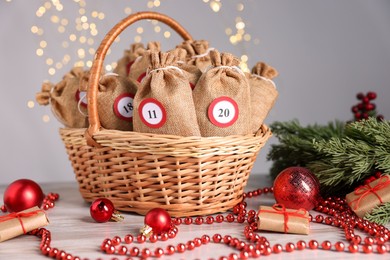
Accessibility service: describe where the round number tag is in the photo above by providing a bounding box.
[126,60,135,76]
[138,98,166,128]
[137,72,147,83]
[75,90,88,107]
[113,93,135,122]
[208,96,239,128]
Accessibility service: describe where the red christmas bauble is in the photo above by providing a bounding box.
[3,179,45,212]
[90,198,116,223]
[144,208,171,235]
[273,167,321,210]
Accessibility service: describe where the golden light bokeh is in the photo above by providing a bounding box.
[31,0,255,78]
[27,0,256,119]
[27,101,35,109]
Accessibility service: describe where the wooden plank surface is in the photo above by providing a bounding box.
[0,174,388,259]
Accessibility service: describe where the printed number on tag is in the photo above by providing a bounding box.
[75,90,88,107]
[113,93,135,122]
[208,96,239,128]
[138,98,166,128]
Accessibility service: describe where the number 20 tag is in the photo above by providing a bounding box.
[113,93,135,122]
[208,96,239,128]
[138,98,167,128]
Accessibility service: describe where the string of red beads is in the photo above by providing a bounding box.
[20,186,390,259]
[0,192,59,212]
[96,187,389,259]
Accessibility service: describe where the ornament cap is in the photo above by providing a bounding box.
[140,224,153,238]
[111,210,124,222]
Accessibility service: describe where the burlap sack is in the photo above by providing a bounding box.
[128,42,160,83]
[36,67,88,128]
[177,40,213,72]
[193,50,251,137]
[113,43,145,77]
[97,73,139,131]
[170,47,202,90]
[247,62,278,133]
[133,51,201,136]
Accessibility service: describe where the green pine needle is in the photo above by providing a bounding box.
[365,202,390,225]
[268,118,390,197]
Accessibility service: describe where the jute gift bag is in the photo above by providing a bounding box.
[177,40,213,72]
[36,67,88,128]
[113,43,145,77]
[247,62,278,133]
[170,47,202,90]
[96,73,139,131]
[193,50,252,137]
[133,51,201,136]
[128,41,160,83]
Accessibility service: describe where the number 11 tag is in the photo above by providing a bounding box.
[138,98,167,128]
[208,96,239,128]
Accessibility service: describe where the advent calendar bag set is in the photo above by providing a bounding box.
[38,12,277,217]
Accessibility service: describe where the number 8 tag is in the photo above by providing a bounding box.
[138,98,167,128]
[113,93,134,122]
[208,96,239,128]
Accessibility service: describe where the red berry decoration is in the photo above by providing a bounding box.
[90,198,124,223]
[3,179,45,212]
[350,91,383,121]
[367,91,377,100]
[140,208,171,237]
[273,167,321,210]
[356,92,364,100]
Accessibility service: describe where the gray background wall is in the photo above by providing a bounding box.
[1,0,389,185]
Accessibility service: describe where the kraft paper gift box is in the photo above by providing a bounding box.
[0,206,49,242]
[257,204,310,235]
[346,175,390,218]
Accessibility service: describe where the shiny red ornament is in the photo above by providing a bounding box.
[3,179,44,212]
[90,198,123,223]
[141,208,171,236]
[273,167,321,210]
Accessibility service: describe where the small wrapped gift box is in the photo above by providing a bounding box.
[0,206,49,242]
[257,204,310,235]
[346,175,390,218]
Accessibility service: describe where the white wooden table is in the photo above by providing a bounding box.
[0,174,389,259]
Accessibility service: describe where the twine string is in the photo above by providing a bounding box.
[258,204,309,233]
[251,74,277,89]
[191,47,215,59]
[147,65,184,75]
[0,210,44,234]
[350,175,390,210]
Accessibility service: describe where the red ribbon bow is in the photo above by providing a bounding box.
[258,204,309,233]
[350,175,390,210]
[0,209,43,234]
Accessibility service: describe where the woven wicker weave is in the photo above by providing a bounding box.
[59,11,272,217]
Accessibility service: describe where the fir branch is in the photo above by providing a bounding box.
[310,118,390,195]
[267,120,344,179]
[267,118,390,197]
[364,202,390,225]
[310,137,376,195]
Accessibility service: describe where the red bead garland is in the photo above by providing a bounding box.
[93,188,389,258]
[3,185,390,259]
[1,192,59,213]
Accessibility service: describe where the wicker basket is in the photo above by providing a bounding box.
[59,11,272,217]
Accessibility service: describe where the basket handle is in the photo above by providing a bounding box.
[85,11,193,147]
